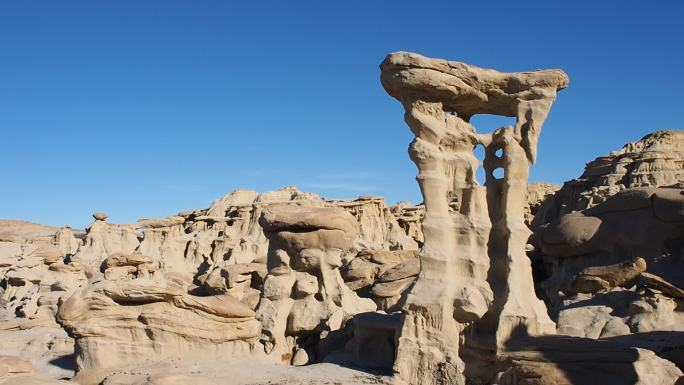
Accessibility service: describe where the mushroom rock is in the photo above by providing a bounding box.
[256,205,376,364]
[381,51,567,385]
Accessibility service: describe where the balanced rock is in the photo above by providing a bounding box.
[256,205,375,363]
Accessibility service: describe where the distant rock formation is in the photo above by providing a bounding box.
[0,187,423,381]
[533,130,684,227]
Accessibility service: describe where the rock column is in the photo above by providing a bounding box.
[380,51,568,385]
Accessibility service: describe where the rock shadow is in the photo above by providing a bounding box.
[48,353,76,372]
[500,324,641,385]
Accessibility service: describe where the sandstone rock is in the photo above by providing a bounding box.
[390,202,425,246]
[92,212,108,221]
[57,278,260,371]
[536,187,684,309]
[376,258,419,283]
[639,272,684,299]
[538,188,684,259]
[547,130,684,218]
[256,205,375,363]
[0,355,78,385]
[526,182,560,227]
[497,338,682,385]
[370,277,416,298]
[381,51,565,385]
[571,257,647,293]
[556,304,631,338]
[339,249,419,311]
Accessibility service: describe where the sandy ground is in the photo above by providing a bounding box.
[72,357,393,385]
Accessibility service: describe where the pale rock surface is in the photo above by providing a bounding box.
[534,129,684,226]
[57,276,261,372]
[0,355,78,385]
[0,221,85,379]
[525,182,560,227]
[1,187,422,382]
[340,249,419,311]
[76,358,391,385]
[256,205,376,365]
[381,51,566,385]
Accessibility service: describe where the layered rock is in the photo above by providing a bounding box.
[0,355,78,385]
[256,205,376,365]
[536,187,684,306]
[539,129,684,222]
[341,249,418,311]
[1,187,423,381]
[496,336,682,385]
[380,51,567,385]
[57,276,261,371]
[0,222,85,379]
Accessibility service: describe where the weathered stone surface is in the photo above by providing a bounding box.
[256,205,376,363]
[381,51,565,385]
[639,272,684,299]
[544,130,684,219]
[0,355,78,385]
[496,336,682,385]
[57,278,260,371]
[538,188,684,259]
[571,257,647,293]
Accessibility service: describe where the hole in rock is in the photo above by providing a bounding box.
[495,148,503,158]
[469,114,516,132]
[473,144,486,185]
[492,167,504,179]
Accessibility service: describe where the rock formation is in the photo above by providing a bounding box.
[57,276,261,372]
[341,249,419,311]
[525,129,684,380]
[380,51,567,385]
[534,130,684,226]
[256,205,376,365]
[1,52,683,385]
[0,187,423,382]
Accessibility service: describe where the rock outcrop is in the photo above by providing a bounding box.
[57,276,261,371]
[0,187,422,380]
[0,355,78,385]
[381,51,567,385]
[256,205,376,365]
[535,130,684,226]
[526,130,684,374]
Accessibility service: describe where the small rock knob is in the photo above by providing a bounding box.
[93,212,108,221]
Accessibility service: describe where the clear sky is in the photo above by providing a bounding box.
[1,1,682,229]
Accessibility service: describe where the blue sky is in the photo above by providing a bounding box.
[1,1,682,229]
